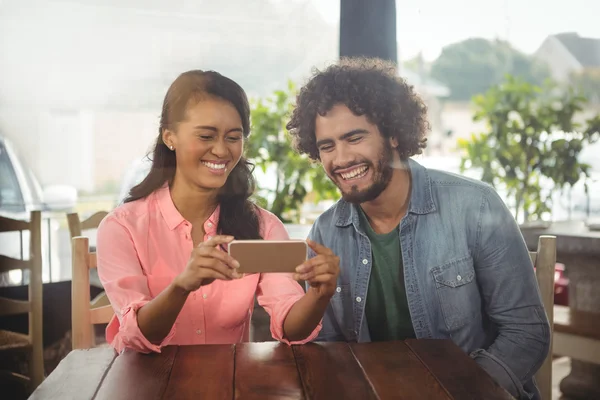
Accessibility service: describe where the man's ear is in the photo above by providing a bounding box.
[389,136,399,149]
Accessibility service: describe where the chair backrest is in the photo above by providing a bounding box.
[530,235,556,400]
[0,211,45,388]
[71,236,114,349]
[67,211,108,238]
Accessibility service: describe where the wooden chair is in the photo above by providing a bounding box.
[529,235,557,400]
[71,236,114,349]
[0,211,45,391]
[67,210,111,317]
[66,211,108,240]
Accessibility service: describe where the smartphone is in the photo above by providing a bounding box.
[227,240,308,274]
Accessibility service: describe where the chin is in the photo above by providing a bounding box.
[195,176,228,191]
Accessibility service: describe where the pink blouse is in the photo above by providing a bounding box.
[96,185,321,353]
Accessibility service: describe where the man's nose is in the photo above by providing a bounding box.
[333,144,354,169]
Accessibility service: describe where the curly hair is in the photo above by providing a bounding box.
[286,57,429,161]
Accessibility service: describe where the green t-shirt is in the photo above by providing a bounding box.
[358,207,416,341]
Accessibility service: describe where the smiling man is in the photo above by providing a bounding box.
[286,58,550,400]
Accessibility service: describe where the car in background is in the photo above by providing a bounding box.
[0,134,78,285]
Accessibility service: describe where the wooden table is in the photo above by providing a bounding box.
[29,340,512,400]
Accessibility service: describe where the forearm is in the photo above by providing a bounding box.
[136,282,190,344]
[283,289,329,342]
[472,307,550,398]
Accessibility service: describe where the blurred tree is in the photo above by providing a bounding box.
[458,75,600,222]
[247,82,339,223]
[431,38,550,101]
[571,68,600,104]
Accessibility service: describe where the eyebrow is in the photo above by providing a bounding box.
[193,125,243,134]
[316,129,369,148]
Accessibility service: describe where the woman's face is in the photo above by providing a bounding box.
[163,97,244,192]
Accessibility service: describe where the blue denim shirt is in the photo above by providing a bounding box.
[307,158,550,400]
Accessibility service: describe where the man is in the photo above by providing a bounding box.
[287,58,550,399]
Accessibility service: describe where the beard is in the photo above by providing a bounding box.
[335,144,395,204]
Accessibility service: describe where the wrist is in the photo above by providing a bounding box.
[172,276,193,296]
[307,286,333,303]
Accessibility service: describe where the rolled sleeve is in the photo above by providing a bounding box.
[257,273,322,344]
[111,300,177,354]
[97,215,176,354]
[255,210,322,344]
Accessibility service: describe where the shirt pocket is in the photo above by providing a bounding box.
[431,255,479,331]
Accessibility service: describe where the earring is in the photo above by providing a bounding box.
[169,145,174,150]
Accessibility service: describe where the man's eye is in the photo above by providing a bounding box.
[319,145,333,152]
[348,136,363,143]
[227,136,242,142]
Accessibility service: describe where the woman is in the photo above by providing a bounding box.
[97,70,339,353]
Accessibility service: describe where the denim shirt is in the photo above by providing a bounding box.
[307,158,550,400]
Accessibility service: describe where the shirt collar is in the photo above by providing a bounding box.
[156,184,220,232]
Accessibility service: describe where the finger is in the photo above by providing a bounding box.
[196,246,240,269]
[199,268,233,282]
[306,239,333,256]
[305,273,337,285]
[295,263,334,281]
[198,235,234,248]
[196,257,240,279]
[295,254,334,274]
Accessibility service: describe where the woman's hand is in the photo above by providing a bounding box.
[294,239,340,300]
[174,235,241,292]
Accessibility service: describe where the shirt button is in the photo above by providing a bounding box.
[336,287,341,293]
[356,297,362,303]
[196,329,202,335]
[457,275,462,281]
[207,222,213,228]
[362,259,368,265]
[202,293,207,299]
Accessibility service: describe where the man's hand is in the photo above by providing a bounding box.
[294,239,340,299]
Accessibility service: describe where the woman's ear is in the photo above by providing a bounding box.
[162,129,176,150]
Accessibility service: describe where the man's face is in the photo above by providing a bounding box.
[315,104,396,204]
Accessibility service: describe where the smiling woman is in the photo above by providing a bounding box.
[95,70,340,354]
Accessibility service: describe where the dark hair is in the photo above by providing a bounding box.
[125,70,261,240]
[286,57,429,160]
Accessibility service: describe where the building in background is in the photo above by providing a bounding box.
[534,32,600,83]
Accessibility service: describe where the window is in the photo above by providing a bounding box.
[0,143,26,213]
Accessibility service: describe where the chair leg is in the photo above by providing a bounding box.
[26,345,45,392]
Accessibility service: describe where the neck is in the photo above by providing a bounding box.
[169,175,218,224]
[360,161,411,229]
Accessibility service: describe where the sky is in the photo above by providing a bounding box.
[311,0,600,61]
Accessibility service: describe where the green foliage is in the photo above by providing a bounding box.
[246,81,338,222]
[431,38,550,101]
[458,75,600,222]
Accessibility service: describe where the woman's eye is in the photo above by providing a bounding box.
[199,135,213,140]
[227,136,242,142]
